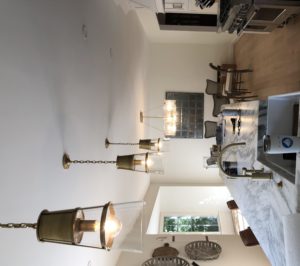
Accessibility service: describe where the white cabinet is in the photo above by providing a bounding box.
[267,92,300,136]
[164,0,188,12]
[156,0,218,32]
[163,0,218,14]
[128,0,159,12]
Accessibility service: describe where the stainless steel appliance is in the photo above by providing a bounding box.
[219,0,300,34]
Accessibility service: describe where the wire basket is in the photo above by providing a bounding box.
[142,256,190,266]
[185,236,222,261]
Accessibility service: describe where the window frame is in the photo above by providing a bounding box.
[165,91,204,139]
[160,212,221,235]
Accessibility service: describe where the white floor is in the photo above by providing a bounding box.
[0,0,149,265]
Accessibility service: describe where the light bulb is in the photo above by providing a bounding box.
[167,124,176,132]
[94,221,100,231]
[166,116,172,123]
[153,140,163,151]
[158,141,163,150]
[164,100,176,112]
[140,157,153,167]
[105,215,122,238]
[165,113,177,123]
[146,158,153,167]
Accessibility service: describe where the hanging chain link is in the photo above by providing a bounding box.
[70,160,117,164]
[0,223,37,229]
[109,142,139,146]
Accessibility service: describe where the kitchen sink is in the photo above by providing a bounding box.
[257,100,297,184]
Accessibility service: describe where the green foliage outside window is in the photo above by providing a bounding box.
[163,216,219,233]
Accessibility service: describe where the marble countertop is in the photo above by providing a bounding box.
[219,100,300,266]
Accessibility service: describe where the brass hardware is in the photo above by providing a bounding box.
[63,153,71,169]
[116,155,135,171]
[78,220,98,232]
[100,202,110,250]
[218,142,273,179]
[62,153,116,169]
[100,202,120,250]
[145,152,149,173]
[140,112,165,122]
[62,152,160,173]
[0,201,143,252]
[0,223,37,229]
[106,138,166,152]
[139,139,154,150]
[105,138,110,148]
[37,208,84,245]
[277,181,283,188]
[140,111,144,123]
[105,138,139,149]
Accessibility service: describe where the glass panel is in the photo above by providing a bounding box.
[163,216,219,233]
[253,8,284,21]
[166,92,204,139]
[246,25,267,30]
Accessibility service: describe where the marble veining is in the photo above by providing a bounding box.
[219,100,300,266]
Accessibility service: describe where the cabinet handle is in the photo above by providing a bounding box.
[173,3,183,9]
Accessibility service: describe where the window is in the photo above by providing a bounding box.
[163,215,219,233]
[165,92,204,138]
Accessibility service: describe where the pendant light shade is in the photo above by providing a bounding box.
[1,201,144,253]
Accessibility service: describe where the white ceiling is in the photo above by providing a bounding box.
[159,186,232,214]
[0,0,149,265]
[0,0,236,265]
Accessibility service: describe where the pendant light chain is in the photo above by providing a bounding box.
[0,223,37,229]
[109,142,139,146]
[70,159,117,164]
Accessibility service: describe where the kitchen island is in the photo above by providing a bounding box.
[219,94,300,266]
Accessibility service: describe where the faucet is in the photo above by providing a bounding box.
[218,142,273,180]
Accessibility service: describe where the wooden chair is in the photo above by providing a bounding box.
[209,62,252,74]
[209,63,257,100]
[206,79,256,102]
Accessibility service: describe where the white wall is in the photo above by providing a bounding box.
[147,188,162,234]
[144,42,233,184]
[157,186,234,234]
[146,186,234,235]
[0,0,150,265]
[117,184,270,266]
[118,234,270,266]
